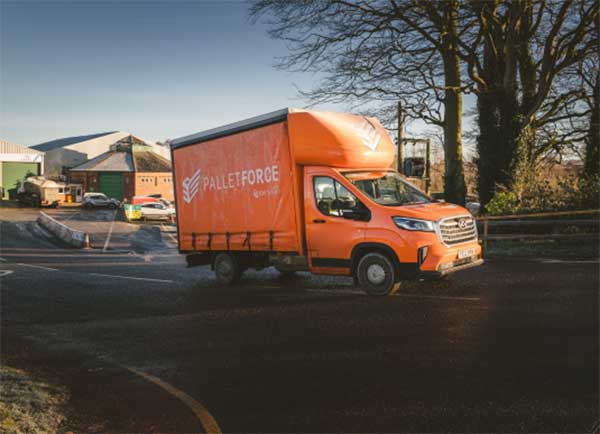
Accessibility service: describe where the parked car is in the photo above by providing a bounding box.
[131,195,174,209]
[139,202,176,220]
[83,193,120,209]
[131,195,160,205]
[158,198,174,208]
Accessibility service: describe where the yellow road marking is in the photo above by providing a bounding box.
[126,367,222,434]
[389,282,402,296]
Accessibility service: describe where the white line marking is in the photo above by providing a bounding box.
[539,259,599,264]
[88,272,174,283]
[161,223,179,245]
[102,209,118,252]
[0,257,6,262]
[16,263,59,272]
[392,293,481,301]
[126,367,222,434]
[0,270,14,277]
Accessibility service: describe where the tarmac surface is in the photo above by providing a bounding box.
[1,206,598,432]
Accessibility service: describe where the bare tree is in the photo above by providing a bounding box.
[250,0,468,204]
[460,0,598,204]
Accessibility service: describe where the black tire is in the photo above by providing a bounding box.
[108,203,117,209]
[214,253,242,285]
[356,252,399,296]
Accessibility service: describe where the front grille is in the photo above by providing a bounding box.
[438,215,477,245]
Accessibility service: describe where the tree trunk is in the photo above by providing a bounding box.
[584,68,600,178]
[476,88,500,206]
[516,0,538,166]
[441,0,467,205]
[476,1,522,207]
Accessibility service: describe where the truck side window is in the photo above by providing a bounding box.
[314,176,362,217]
[334,182,358,213]
[314,177,337,216]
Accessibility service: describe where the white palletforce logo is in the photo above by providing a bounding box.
[355,119,382,151]
[182,169,201,203]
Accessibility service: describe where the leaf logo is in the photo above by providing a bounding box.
[354,119,382,151]
[182,169,201,204]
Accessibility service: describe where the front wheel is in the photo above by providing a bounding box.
[213,253,242,285]
[356,252,399,296]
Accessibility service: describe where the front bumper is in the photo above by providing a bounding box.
[422,256,484,278]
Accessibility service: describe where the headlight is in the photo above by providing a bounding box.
[392,217,435,232]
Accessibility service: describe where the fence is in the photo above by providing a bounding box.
[476,209,600,250]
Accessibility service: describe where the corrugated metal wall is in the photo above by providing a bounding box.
[0,140,43,155]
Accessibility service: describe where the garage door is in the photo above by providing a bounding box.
[98,173,123,200]
[2,162,40,199]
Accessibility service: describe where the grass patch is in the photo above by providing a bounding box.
[0,366,68,434]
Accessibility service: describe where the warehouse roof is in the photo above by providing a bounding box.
[31,132,118,152]
[133,151,171,172]
[70,145,171,173]
[71,151,134,172]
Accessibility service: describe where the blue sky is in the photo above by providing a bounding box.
[1,0,345,146]
[1,0,475,157]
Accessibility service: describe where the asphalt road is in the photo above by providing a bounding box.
[1,208,598,433]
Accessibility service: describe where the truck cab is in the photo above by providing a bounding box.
[303,167,481,295]
[171,108,482,296]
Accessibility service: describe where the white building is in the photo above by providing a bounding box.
[0,139,44,200]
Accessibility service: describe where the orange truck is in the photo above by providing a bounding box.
[171,109,483,295]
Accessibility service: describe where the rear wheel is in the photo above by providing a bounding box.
[356,252,399,296]
[214,253,242,285]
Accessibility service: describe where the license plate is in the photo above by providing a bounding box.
[458,247,475,259]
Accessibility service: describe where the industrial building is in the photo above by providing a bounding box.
[68,135,173,201]
[0,139,44,200]
[31,131,170,177]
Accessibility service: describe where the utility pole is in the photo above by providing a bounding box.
[397,101,404,174]
[425,138,431,194]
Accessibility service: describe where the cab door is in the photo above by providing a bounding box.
[304,169,368,275]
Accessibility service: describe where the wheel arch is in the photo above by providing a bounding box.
[350,242,401,278]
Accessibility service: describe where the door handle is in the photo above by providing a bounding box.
[313,219,326,223]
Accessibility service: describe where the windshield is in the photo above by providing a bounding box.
[343,171,431,206]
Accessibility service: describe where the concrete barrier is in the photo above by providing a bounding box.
[37,212,88,248]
